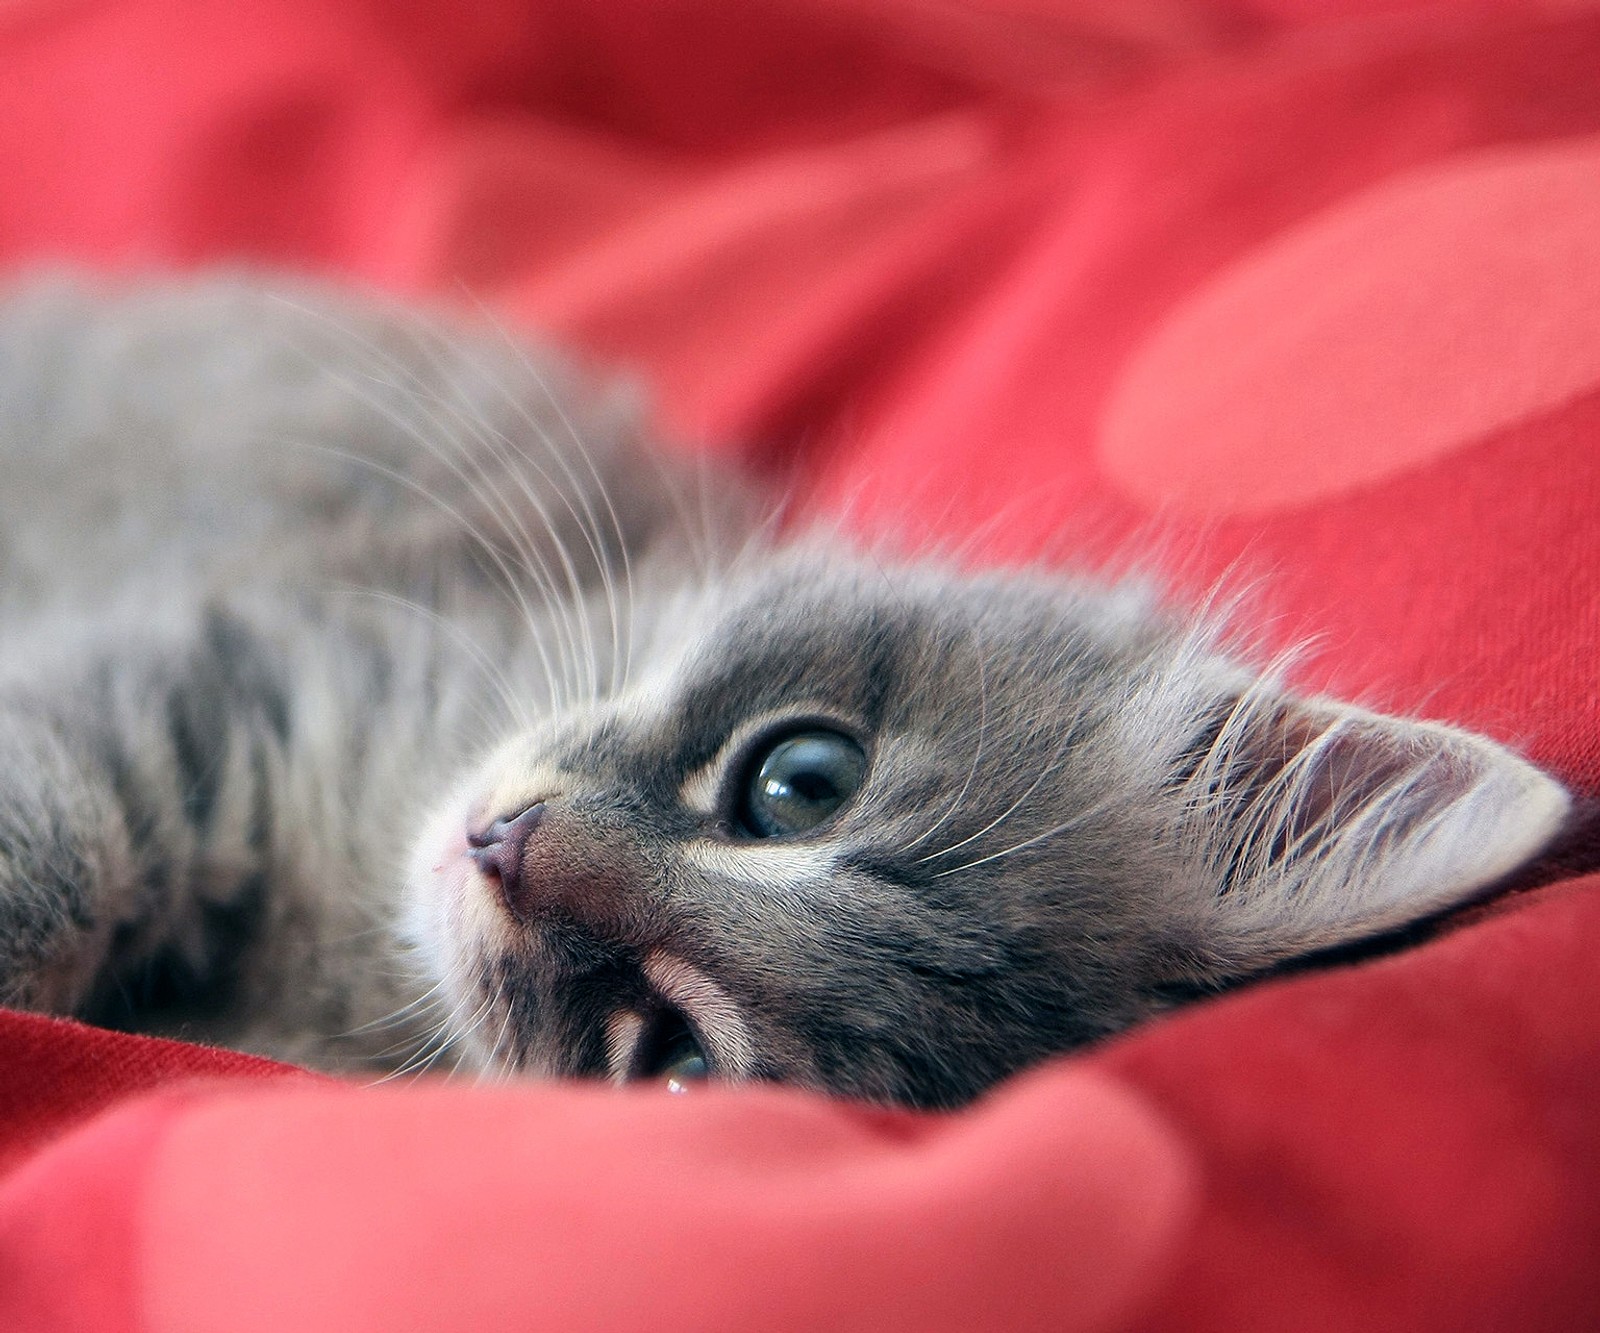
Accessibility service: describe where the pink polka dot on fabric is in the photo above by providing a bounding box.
[1098,134,1600,516]
[139,1071,1197,1333]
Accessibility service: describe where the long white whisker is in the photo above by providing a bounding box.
[338,359,586,710]
[929,796,1120,879]
[466,301,637,703]
[262,295,588,712]
[339,975,451,1040]
[269,429,572,718]
[470,999,519,1086]
[374,987,494,1084]
[324,584,529,730]
[378,318,603,708]
[914,663,1101,867]
[373,960,503,1080]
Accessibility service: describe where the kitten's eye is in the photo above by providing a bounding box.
[739,729,868,838]
[659,1041,709,1094]
[635,1009,710,1092]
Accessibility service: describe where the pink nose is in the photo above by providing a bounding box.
[466,803,546,922]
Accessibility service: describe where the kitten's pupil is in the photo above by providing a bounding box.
[636,1009,710,1090]
[739,729,867,838]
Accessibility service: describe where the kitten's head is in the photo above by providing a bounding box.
[407,550,1568,1107]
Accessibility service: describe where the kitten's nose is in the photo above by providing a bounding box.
[466,803,547,921]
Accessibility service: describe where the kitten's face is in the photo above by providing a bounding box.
[408,553,1569,1108]
[408,556,1200,1106]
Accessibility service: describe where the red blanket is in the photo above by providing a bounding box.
[2,2,1598,1328]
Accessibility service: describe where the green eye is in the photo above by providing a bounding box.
[738,729,868,838]
[659,1042,709,1093]
[633,1009,711,1092]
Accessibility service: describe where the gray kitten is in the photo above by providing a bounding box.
[0,276,1569,1108]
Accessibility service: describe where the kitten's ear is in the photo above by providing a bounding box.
[1189,692,1569,968]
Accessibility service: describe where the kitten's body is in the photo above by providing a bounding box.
[0,276,1568,1105]
[0,277,708,1069]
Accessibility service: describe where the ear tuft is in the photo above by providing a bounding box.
[1187,694,1569,968]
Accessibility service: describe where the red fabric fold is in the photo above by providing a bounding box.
[0,1010,311,1180]
[0,1068,1194,1333]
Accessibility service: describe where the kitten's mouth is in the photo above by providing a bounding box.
[437,794,754,1090]
[448,841,742,1090]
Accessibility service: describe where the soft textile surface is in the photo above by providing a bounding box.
[2,1,1598,1328]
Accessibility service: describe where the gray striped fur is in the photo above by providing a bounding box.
[0,276,1567,1105]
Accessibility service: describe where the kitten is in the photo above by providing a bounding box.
[0,275,1569,1108]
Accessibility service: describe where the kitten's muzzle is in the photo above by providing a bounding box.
[466,802,548,923]
[465,799,647,932]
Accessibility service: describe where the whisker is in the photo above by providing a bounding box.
[468,300,636,702]
[929,795,1121,879]
[373,987,493,1084]
[469,998,519,1087]
[914,664,1099,867]
[323,583,529,731]
[262,294,588,712]
[379,317,604,707]
[340,359,589,710]
[260,421,575,719]
[338,975,451,1040]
